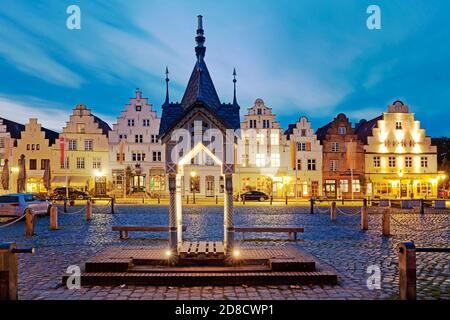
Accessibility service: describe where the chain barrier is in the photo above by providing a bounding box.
[59,206,86,215]
[336,207,361,216]
[314,205,329,214]
[0,212,27,229]
[390,215,450,232]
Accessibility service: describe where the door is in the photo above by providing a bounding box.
[132,175,145,192]
[400,183,408,198]
[95,176,107,196]
[206,176,215,197]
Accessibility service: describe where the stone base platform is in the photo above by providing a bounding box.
[62,245,338,286]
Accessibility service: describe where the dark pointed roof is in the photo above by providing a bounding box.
[315,122,333,143]
[93,115,112,137]
[0,117,25,139]
[355,115,383,144]
[283,124,297,140]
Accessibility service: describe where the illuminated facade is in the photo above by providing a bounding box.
[285,116,323,198]
[238,99,290,197]
[11,119,58,193]
[361,100,439,199]
[0,118,24,194]
[51,104,111,195]
[109,89,165,197]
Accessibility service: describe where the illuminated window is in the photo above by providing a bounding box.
[405,156,412,168]
[338,127,346,135]
[92,157,101,169]
[396,121,402,130]
[76,123,85,133]
[84,139,93,151]
[263,120,270,128]
[307,159,316,171]
[249,120,257,128]
[68,139,77,151]
[330,160,338,171]
[421,157,428,168]
[301,129,307,137]
[297,143,306,151]
[296,159,302,170]
[256,154,265,167]
[373,156,381,168]
[270,153,280,167]
[270,132,279,145]
[61,157,69,169]
[340,180,349,193]
[331,142,340,152]
[256,133,265,144]
[388,157,396,167]
[76,157,85,169]
[352,180,361,192]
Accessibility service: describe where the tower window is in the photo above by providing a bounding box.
[396,121,402,130]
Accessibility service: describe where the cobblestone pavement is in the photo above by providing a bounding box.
[0,205,448,300]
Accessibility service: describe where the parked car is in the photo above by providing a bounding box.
[240,191,270,202]
[0,193,52,217]
[51,187,89,200]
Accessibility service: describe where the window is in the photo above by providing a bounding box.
[84,139,93,151]
[31,144,35,150]
[152,151,162,162]
[112,170,124,187]
[36,144,40,150]
[263,120,270,128]
[76,123,85,133]
[331,142,340,152]
[26,144,30,150]
[301,129,307,137]
[40,159,46,170]
[352,180,361,193]
[150,171,165,191]
[135,105,142,112]
[257,108,262,115]
[330,160,338,171]
[61,157,69,169]
[135,135,143,143]
[296,159,302,170]
[373,156,381,168]
[340,180,349,193]
[132,153,146,162]
[338,127,346,135]
[421,157,428,168]
[396,121,402,130]
[297,143,306,151]
[270,132,279,145]
[151,135,158,143]
[92,157,101,169]
[270,153,280,167]
[190,176,200,193]
[29,159,37,170]
[405,156,412,168]
[0,138,4,148]
[119,134,127,140]
[388,157,396,168]
[116,153,125,162]
[256,154,265,167]
[143,119,150,126]
[76,157,85,169]
[249,120,256,128]
[256,133,264,144]
[127,119,135,127]
[68,139,77,151]
[307,159,316,171]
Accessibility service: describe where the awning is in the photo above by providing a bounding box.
[52,176,89,185]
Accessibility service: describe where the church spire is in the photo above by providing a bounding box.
[232,68,237,105]
[164,66,170,104]
[195,15,206,61]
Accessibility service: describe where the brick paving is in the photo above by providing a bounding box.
[0,204,448,300]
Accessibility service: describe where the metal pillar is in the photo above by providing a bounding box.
[168,174,177,252]
[224,174,234,252]
[176,174,183,248]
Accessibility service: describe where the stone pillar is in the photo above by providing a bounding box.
[224,173,234,252]
[398,242,417,300]
[168,173,177,252]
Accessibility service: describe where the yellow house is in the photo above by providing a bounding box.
[11,118,58,193]
[360,100,440,199]
[51,104,111,196]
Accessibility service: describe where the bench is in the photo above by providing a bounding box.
[112,225,187,239]
[234,226,304,241]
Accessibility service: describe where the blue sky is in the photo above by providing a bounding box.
[0,0,449,136]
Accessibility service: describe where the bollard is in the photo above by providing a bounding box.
[382,208,390,236]
[285,195,288,205]
[86,200,92,221]
[341,198,344,205]
[111,196,115,214]
[193,192,196,204]
[50,205,58,230]
[420,199,424,215]
[142,196,145,204]
[158,194,161,205]
[186,195,189,204]
[330,201,337,221]
[270,195,273,205]
[25,209,34,237]
[310,198,314,214]
[63,198,68,213]
[398,242,417,300]
[242,196,245,205]
[361,205,368,230]
[216,195,218,205]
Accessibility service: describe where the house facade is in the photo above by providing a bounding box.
[51,104,111,195]
[316,113,365,199]
[285,116,323,198]
[109,89,165,197]
[361,100,440,199]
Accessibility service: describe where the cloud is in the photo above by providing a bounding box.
[0,95,114,131]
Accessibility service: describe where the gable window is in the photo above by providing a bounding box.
[396,121,402,130]
[421,157,428,168]
[152,151,162,162]
[307,159,317,171]
[331,142,340,152]
[135,105,142,112]
[301,129,307,137]
[84,139,93,151]
[249,120,257,128]
[389,156,396,168]
[405,156,412,168]
[338,127,346,135]
[127,119,135,127]
[143,119,150,127]
[68,139,77,151]
[257,108,262,115]
[373,156,381,168]
[262,120,270,128]
[76,123,85,133]
[330,160,338,172]
[135,134,143,143]
[76,157,85,169]
[29,159,37,170]
[297,143,306,151]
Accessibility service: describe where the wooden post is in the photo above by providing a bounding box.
[50,205,58,230]
[142,196,145,204]
[420,199,425,215]
[285,195,288,205]
[63,198,68,213]
[25,209,34,237]
[111,196,115,214]
[242,195,245,205]
[0,243,18,300]
[270,195,273,205]
[186,195,189,204]
[215,195,218,204]
[398,242,417,300]
[86,200,92,221]
[382,208,390,236]
[158,194,161,205]
[310,198,314,214]
[330,201,337,221]
[361,205,368,230]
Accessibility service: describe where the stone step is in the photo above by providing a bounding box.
[62,271,338,287]
[269,259,316,272]
[130,265,271,273]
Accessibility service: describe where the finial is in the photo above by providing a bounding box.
[164,66,170,104]
[232,68,237,105]
[136,88,142,99]
[195,15,206,60]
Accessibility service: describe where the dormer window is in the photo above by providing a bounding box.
[396,121,402,130]
[135,105,142,112]
[338,126,346,135]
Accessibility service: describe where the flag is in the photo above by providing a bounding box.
[60,137,66,167]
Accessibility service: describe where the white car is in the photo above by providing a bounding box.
[0,193,52,217]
